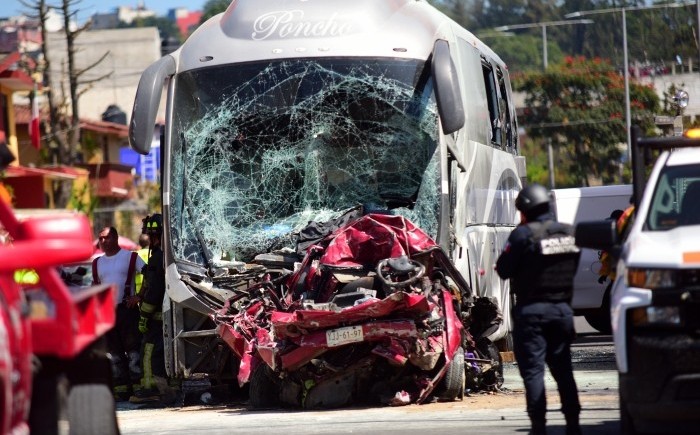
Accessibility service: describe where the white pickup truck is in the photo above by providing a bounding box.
[576,128,700,434]
[551,184,632,333]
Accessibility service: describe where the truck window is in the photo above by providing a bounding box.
[647,164,700,230]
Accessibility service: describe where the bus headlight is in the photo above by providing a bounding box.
[627,268,677,289]
[631,306,681,326]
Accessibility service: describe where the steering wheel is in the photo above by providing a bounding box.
[376,255,426,289]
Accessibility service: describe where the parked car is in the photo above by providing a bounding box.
[551,184,632,333]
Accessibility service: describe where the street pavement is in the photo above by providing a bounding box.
[115,318,620,434]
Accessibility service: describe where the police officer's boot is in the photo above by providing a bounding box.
[529,419,547,435]
[565,414,581,435]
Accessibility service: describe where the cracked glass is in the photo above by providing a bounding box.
[170,58,440,265]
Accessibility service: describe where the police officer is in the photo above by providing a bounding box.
[129,214,174,404]
[496,184,582,435]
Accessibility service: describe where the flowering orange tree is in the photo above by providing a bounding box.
[515,56,659,186]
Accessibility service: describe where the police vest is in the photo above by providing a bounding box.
[512,220,581,303]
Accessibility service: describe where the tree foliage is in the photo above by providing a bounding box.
[482,33,563,72]
[515,57,659,186]
[429,0,700,78]
[200,0,230,24]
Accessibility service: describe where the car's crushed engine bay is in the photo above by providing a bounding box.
[178,212,503,409]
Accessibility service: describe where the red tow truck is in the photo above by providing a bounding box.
[0,143,118,434]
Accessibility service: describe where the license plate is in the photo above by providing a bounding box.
[326,325,363,347]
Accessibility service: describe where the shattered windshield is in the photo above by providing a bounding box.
[171,58,440,264]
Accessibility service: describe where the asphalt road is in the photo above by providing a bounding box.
[115,318,619,435]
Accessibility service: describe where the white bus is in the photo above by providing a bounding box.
[129,0,525,390]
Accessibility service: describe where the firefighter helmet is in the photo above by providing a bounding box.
[142,214,163,236]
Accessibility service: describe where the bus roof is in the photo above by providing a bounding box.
[173,0,504,73]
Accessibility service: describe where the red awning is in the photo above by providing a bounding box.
[3,165,78,180]
[0,52,34,91]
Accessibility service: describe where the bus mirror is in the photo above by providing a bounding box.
[431,40,465,135]
[129,55,176,155]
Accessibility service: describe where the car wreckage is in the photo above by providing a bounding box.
[212,212,503,408]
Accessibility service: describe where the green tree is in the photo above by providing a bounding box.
[200,0,230,24]
[482,33,563,73]
[515,56,659,187]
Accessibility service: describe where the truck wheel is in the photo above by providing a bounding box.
[67,384,119,435]
[584,284,612,334]
[439,346,465,401]
[249,363,279,408]
[619,389,637,435]
[28,370,67,435]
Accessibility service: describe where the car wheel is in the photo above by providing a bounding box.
[249,363,279,408]
[584,283,612,334]
[439,346,465,401]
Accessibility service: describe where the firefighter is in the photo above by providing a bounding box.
[496,183,582,435]
[129,214,174,404]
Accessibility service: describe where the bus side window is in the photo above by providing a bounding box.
[482,60,502,148]
[497,70,515,150]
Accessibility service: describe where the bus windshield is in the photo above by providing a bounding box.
[170,57,440,264]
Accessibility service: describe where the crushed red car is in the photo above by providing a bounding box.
[215,213,503,409]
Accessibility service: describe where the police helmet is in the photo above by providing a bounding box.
[515,183,550,215]
[142,214,163,236]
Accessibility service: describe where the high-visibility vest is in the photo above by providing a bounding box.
[134,247,150,294]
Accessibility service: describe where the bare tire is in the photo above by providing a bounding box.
[584,284,612,335]
[440,346,465,400]
[67,384,119,435]
[619,375,638,435]
[249,363,279,409]
[28,370,65,435]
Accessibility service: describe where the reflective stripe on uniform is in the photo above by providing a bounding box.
[142,342,155,390]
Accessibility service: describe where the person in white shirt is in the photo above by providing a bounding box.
[93,226,147,401]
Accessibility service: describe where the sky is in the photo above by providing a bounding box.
[0,1,208,21]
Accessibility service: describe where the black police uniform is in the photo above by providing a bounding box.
[496,211,582,434]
